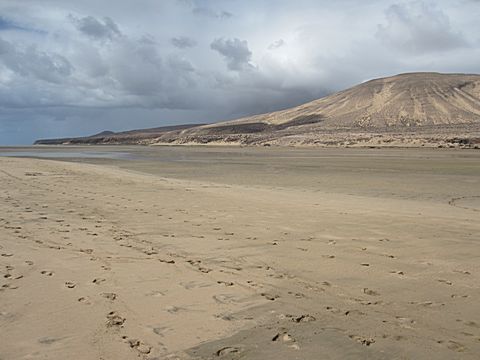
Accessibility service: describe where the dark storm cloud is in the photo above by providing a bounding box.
[0,16,18,30]
[210,38,252,71]
[171,36,197,48]
[376,2,468,53]
[70,15,121,40]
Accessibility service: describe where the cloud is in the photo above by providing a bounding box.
[268,39,285,50]
[178,0,233,19]
[210,38,253,71]
[0,37,73,85]
[70,15,121,40]
[0,15,45,34]
[376,2,468,54]
[171,36,197,48]
[192,7,233,19]
[0,29,200,110]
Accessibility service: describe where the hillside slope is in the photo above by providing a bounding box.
[154,72,480,147]
[210,72,480,129]
[35,73,480,147]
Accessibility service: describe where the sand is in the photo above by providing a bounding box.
[0,147,479,359]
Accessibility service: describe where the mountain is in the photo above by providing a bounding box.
[34,124,203,145]
[35,73,480,148]
[215,72,480,128]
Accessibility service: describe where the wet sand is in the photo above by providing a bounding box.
[0,146,479,359]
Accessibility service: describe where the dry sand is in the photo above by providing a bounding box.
[0,147,479,359]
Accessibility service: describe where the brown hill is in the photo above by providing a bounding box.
[181,72,480,131]
[34,124,203,145]
[35,73,480,147]
[154,72,480,147]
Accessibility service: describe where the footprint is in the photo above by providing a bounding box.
[159,258,175,264]
[261,293,279,301]
[326,306,343,314]
[123,337,151,355]
[288,291,305,299]
[410,300,444,307]
[146,290,166,297]
[395,316,416,329]
[246,280,262,288]
[437,279,453,285]
[101,292,117,301]
[92,278,106,285]
[143,248,158,255]
[213,294,240,304]
[215,346,242,356]
[65,281,76,289]
[180,281,212,290]
[187,260,212,273]
[217,281,234,287]
[363,288,380,296]
[78,296,91,305]
[41,270,54,276]
[165,305,190,314]
[288,314,316,323]
[153,327,169,336]
[349,335,375,346]
[106,311,125,327]
[437,340,466,352]
[447,341,466,352]
[345,309,366,316]
[272,331,295,343]
[453,269,471,275]
[1,283,19,290]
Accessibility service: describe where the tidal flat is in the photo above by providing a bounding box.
[1,146,479,359]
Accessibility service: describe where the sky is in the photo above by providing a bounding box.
[0,0,479,145]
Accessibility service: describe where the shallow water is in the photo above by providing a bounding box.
[0,150,133,160]
[1,146,479,203]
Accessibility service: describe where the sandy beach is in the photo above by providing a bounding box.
[1,147,479,359]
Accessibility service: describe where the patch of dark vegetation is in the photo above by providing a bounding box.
[275,114,325,130]
[457,81,473,90]
[201,122,270,135]
[449,137,480,146]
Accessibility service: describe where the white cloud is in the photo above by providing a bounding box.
[376,2,469,54]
